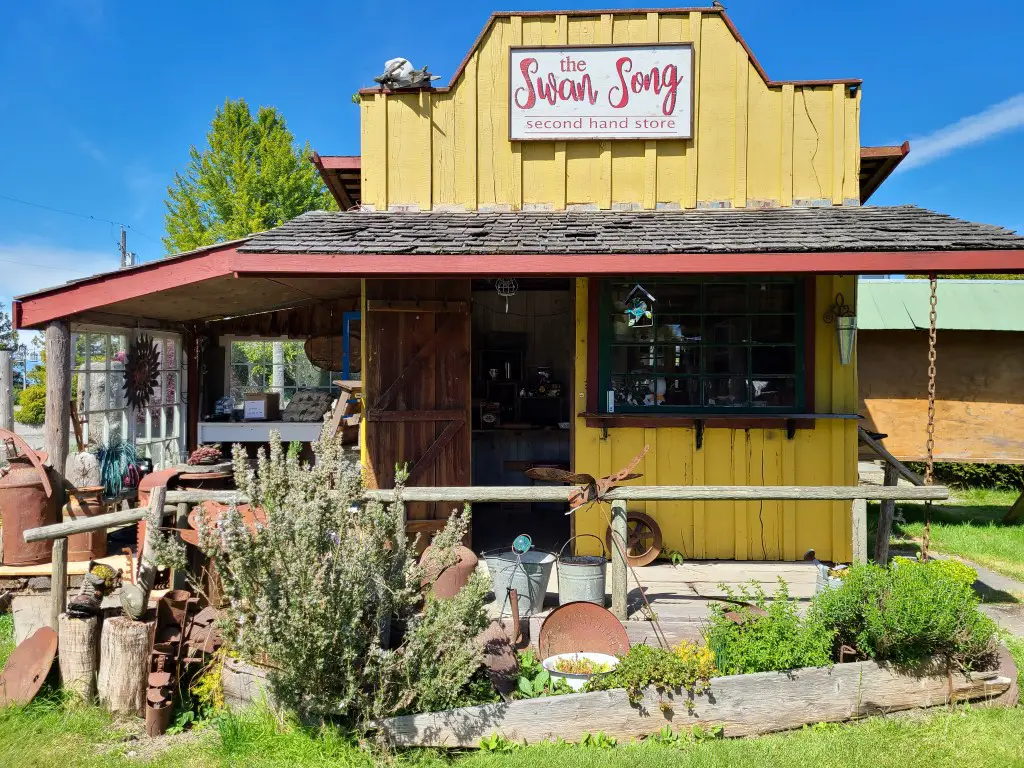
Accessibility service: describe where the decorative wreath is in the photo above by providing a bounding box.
[122,334,161,412]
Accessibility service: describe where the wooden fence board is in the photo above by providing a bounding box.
[376,658,1013,747]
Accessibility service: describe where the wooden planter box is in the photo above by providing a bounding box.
[376,654,1017,747]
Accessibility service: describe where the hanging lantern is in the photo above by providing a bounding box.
[824,293,856,366]
[623,283,656,328]
[494,277,518,313]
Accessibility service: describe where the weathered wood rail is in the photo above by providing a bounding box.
[25,482,950,623]
[375,656,1015,747]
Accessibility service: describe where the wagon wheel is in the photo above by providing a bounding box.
[606,511,662,567]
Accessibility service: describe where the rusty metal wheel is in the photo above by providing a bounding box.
[606,511,662,567]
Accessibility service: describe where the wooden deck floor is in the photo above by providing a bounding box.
[483,559,819,648]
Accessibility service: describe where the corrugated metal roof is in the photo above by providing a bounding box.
[858,279,1024,331]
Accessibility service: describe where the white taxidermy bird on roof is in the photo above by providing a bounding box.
[374,58,441,89]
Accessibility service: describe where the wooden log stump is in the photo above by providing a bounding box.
[222,657,277,711]
[58,613,100,702]
[97,616,153,716]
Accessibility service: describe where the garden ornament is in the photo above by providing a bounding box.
[525,445,650,513]
[122,334,161,412]
[67,561,121,619]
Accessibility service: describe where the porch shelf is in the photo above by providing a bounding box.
[197,421,324,444]
[578,412,860,430]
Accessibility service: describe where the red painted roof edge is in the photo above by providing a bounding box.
[310,152,360,171]
[357,8,863,96]
[14,238,250,303]
[861,141,911,159]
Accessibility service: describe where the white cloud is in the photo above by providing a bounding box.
[0,243,116,310]
[899,93,1024,171]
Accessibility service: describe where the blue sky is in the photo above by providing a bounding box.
[2,0,1023,314]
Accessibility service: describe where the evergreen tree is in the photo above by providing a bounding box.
[0,302,18,351]
[163,98,335,253]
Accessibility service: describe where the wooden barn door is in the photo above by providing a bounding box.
[364,279,471,543]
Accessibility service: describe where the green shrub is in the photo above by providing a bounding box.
[808,560,996,669]
[907,461,1024,490]
[703,579,835,676]
[585,642,715,710]
[14,385,46,425]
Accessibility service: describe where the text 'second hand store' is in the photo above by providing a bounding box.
[14,7,1024,563]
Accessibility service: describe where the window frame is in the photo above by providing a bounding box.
[221,336,348,408]
[69,327,186,468]
[594,276,810,416]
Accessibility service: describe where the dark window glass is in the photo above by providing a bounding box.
[602,277,803,412]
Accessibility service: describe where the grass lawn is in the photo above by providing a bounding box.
[869,488,1024,587]
[2,696,1024,768]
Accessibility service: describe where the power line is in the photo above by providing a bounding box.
[0,192,161,243]
[0,257,89,273]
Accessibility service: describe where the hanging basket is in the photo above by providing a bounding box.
[304,336,344,372]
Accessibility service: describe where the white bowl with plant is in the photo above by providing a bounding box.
[541,652,619,691]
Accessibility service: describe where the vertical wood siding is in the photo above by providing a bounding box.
[361,11,860,211]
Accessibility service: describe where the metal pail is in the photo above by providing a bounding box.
[556,534,607,606]
[484,547,555,617]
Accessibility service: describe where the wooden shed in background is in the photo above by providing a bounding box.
[858,279,1024,464]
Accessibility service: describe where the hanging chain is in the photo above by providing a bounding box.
[921,274,938,561]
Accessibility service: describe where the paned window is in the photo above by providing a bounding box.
[228,340,343,406]
[71,330,185,468]
[599,277,805,413]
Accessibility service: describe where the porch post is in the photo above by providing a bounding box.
[185,334,200,453]
[610,499,628,620]
[44,320,71,483]
[0,348,13,432]
[851,498,868,565]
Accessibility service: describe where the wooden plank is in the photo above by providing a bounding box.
[377,658,1013,747]
[44,321,71,499]
[610,500,628,620]
[857,427,925,486]
[1004,491,1024,525]
[370,313,462,412]
[851,498,867,565]
[364,485,950,503]
[157,484,951,510]
[407,420,464,485]
[874,463,899,563]
[365,300,469,314]
[366,409,466,423]
[49,538,68,630]
[24,505,149,542]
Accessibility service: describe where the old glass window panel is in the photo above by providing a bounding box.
[600,277,804,413]
[228,340,343,406]
[70,330,185,468]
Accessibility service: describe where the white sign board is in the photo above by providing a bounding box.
[509,44,694,141]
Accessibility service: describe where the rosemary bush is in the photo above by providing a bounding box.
[198,433,488,724]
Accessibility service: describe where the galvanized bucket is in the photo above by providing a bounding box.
[484,548,555,617]
[556,534,607,606]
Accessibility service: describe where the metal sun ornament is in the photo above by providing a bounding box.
[494,277,518,313]
[122,334,161,412]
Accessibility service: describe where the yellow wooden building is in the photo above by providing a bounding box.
[15,7,1024,564]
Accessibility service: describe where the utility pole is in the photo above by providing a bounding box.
[119,226,136,268]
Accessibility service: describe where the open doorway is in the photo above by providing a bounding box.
[470,279,573,553]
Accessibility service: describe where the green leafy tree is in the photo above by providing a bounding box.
[163,98,335,252]
[0,303,18,351]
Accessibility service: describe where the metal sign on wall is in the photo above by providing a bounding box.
[509,43,694,141]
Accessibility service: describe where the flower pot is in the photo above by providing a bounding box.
[541,652,619,691]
